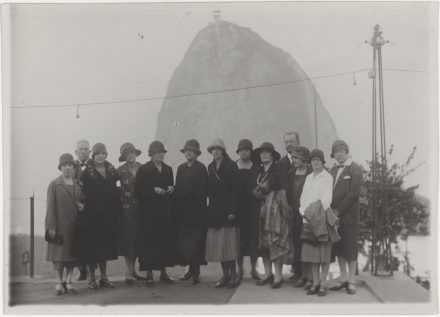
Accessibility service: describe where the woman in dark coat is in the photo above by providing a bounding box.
[116,142,144,285]
[73,143,122,290]
[205,138,241,289]
[46,153,83,295]
[175,139,208,285]
[135,140,176,287]
[235,139,261,281]
[253,142,293,289]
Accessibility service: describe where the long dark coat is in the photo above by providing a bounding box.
[236,162,259,257]
[174,160,208,266]
[116,162,141,257]
[206,155,240,229]
[135,160,176,270]
[72,161,122,265]
[45,176,83,263]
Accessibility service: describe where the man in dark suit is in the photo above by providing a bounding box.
[277,131,301,280]
[277,131,300,199]
[73,139,92,281]
[328,140,363,295]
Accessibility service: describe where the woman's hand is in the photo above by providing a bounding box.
[227,214,236,221]
[77,203,84,211]
[165,186,174,195]
[154,187,165,195]
[48,229,56,238]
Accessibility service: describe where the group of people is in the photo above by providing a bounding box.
[45,132,363,298]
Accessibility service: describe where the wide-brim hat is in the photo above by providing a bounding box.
[236,139,253,154]
[119,142,142,162]
[58,153,75,170]
[310,149,326,164]
[180,139,201,156]
[92,143,107,159]
[251,142,281,163]
[207,138,227,154]
[148,140,167,156]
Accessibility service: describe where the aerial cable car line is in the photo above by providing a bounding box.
[9,67,428,110]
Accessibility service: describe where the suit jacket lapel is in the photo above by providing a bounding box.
[333,164,351,190]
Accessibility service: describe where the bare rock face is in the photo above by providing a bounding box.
[156,20,338,169]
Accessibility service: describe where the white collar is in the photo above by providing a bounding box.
[341,158,352,167]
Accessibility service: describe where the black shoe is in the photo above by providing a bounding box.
[76,269,88,281]
[215,276,230,288]
[306,286,319,295]
[99,278,115,288]
[62,282,68,293]
[159,274,175,284]
[256,274,274,286]
[318,286,328,297]
[146,276,154,288]
[251,270,261,281]
[271,279,283,289]
[329,280,348,291]
[227,276,240,289]
[293,278,307,288]
[179,271,193,281]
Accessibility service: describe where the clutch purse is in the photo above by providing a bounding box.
[45,229,64,245]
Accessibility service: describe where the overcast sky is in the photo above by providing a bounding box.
[3,2,437,234]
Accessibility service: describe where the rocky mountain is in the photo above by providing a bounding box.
[156,18,338,168]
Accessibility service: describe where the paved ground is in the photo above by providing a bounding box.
[9,267,381,306]
[7,260,433,315]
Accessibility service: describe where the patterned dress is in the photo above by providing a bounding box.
[117,162,141,258]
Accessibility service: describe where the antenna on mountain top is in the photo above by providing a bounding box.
[213,10,222,22]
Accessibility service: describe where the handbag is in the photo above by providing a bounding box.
[45,229,64,245]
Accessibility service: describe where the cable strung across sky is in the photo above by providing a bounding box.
[9,67,428,110]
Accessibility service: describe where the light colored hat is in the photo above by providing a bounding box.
[207,138,226,153]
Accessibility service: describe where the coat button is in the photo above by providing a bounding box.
[124,180,129,184]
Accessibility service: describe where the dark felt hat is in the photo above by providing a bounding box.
[148,140,167,156]
[252,142,281,163]
[58,153,75,170]
[119,142,141,162]
[181,139,201,156]
[292,146,310,163]
[331,139,350,158]
[236,139,253,154]
[91,143,107,159]
[310,149,326,164]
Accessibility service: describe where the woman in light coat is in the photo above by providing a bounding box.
[299,149,334,296]
[45,153,83,295]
